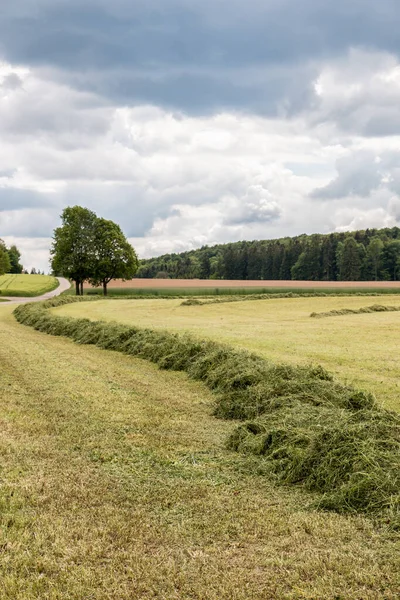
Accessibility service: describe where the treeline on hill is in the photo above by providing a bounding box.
[137,227,400,281]
[0,239,23,275]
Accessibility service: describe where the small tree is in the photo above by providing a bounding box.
[337,237,364,281]
[8,245,23,274]
[89,218,138,295]
[383,240,400,280]
[0,239,11,275]
[364,236,384,281]
[291,236,322,280]
[51,206,97,295]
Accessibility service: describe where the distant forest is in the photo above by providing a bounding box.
[136,227,400,281]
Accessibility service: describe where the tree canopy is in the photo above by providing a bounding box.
[0,239,23,276]
[51,206,138,295]
[0,239,11,276]
[51,206,97,295]
[89,218,139,295]
[8,245,23,274]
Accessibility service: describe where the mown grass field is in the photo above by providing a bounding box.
[1,302,400,599]
[0,274,58,297]
[55,294,400,412]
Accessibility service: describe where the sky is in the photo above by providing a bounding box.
[1,0,400,272]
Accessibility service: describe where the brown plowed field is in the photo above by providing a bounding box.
[83,278,400,289]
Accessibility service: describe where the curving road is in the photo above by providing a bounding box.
[1,277,71,305]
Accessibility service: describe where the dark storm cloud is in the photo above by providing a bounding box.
[1,0,399,115]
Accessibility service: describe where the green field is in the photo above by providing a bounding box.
[0,274,59,297]
[1,296,400,597]
[55,294,400,412]
[81,286,400,297]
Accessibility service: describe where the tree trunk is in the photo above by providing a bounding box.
[75,280,80,296]
[103,281,108,296]
[80,281,83,296]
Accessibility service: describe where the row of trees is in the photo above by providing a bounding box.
[136,227,400,281]
[51,206,138,295]
[0,240,23,276]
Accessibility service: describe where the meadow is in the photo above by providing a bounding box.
[55,294,400,412]
[0,274,58,297]
[1,295,400,598]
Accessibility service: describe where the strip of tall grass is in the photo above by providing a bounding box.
[14,296,400,527]
[310,304,400,318]
[0,276,59,297]
[0,287,57,297]
[76,286,400,298]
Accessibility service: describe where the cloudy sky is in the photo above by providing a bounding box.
[1,0,400,271]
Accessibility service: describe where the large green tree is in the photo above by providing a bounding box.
[51,206,97,295]
[89,218,139,295]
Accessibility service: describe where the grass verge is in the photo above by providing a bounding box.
[0,274,59,297]
[14,296,400,528]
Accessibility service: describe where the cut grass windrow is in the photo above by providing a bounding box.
[180,292,400,306]
[14,296,400,528]
[310,304,400,318]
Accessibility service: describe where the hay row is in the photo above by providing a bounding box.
[181,292,399,307]
[310,304,400,319]
[14,296,400,527]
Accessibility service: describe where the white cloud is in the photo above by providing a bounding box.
[224,184,282,225]
[2,236,54,273]
[1,48,400,270]
[334,207,396,233]
[310,48,400,136]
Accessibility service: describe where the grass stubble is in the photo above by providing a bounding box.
[1,298,399,598]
